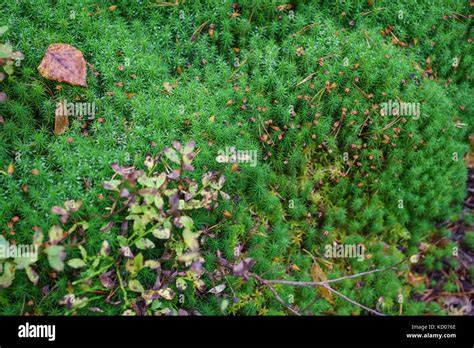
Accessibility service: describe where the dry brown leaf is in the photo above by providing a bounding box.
[38,43,87,87]
[108,5,118,11]
[291,264,301,271]
[310,262,334,304]
[163,81,173,93]
[276,4,294,11]
[413,61,423,72]
[7,162,14,176]
[407,272,426,287]
[54,99,69,135]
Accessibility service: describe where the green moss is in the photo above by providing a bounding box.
[0,0,471,316]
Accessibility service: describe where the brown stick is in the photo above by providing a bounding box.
[245,258,410,316]
[263,262,401,287]
[250,273,301,316]
[191,21,209,42]
[323,284,385,316]
[295,73,315,88]
[294,22,320,36]
[360,7,385,16]
[361,115,401,136]
[352,82,372,99]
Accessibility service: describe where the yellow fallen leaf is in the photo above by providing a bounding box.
[291,264,301,271]
[310,262,334,304]
[7,162,14,176]
[407,272,426,287]
[276,4,294,11]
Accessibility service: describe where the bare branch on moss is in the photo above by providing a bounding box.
[250,273,302,316]
[264,261,403,287]
[243,259,411,316]
[322,284,385,316]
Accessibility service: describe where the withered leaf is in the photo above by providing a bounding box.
[38,43,87,87]
[407,272,426,287]
[310,262,334,304]
[208,284,226,294]
[54,99,69,135]
[163,81,173,93]
[276,4,294,11]
[7,162,14,176]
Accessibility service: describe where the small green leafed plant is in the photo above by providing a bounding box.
[0,26,24,102]
[3,141,229,315]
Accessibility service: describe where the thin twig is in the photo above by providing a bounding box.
[311,87,325,103]
[360,7,385,16]
[246,258,411,316]
[295,73,315,88]
[352,82,371,99]
[358,115,371,136]
[190,20,209,42]
[263,262,401,287]
[250,273,301,316]
[227,57,249,82]
[294,22,320,36]
[323,284,385,316]
[361,115,401,136]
